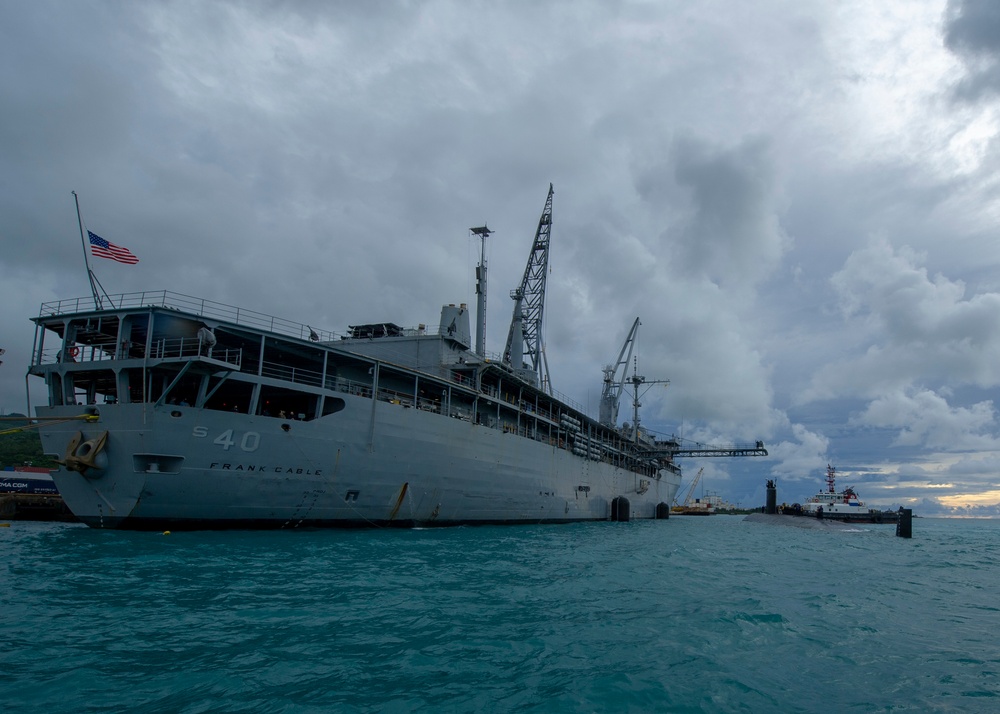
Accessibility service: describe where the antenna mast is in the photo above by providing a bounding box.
[469,224,493,357]
[628,356,670,445]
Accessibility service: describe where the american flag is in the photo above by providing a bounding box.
[88,231,139,264]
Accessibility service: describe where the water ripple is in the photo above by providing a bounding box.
[3,517,999,711]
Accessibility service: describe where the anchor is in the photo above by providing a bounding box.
[57,430,110,477]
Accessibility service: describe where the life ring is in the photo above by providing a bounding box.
[67,346,80,358]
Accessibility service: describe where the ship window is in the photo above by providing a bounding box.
[258,385,318,421]
[345,490,359,502]
[144,368,197,406]
[204,379,254,414]
[71,371,117,406]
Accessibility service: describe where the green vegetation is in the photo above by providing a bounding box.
[0,415,57,469]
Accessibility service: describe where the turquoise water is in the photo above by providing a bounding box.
[2,516,998,712]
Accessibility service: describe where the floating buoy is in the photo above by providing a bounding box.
[0,523,10,528]
[655,502,671,520]
[162,530,171,536]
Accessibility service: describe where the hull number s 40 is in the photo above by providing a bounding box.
[193,427,261,452]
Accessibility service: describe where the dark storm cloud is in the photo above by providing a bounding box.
[944,0,1000,100]
[0,3,153,266]
[668,136,786,292]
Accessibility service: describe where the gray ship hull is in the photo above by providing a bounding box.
[39,398,681,529]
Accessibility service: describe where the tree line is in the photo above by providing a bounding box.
[0,416,57,469]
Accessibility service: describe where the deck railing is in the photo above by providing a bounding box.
[38,337,242,369]
[38,290,342,343]
[260,360,323,387]
[38,290,458,346]
[150,337,243,368]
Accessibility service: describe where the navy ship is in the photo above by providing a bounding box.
[26,186,761,530]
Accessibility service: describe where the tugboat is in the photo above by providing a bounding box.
[801,465,898,523]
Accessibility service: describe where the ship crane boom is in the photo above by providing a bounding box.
[599,317,640,427]
[503,184,554,392]
[666,440,769,458]
[676,467,705,507]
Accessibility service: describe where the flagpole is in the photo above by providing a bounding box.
[72,190,102,309]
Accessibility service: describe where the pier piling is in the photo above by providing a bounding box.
[895,508,912,538]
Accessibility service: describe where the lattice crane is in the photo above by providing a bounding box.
[599,317,640,427]
[676,467,705,507]
[503,183,554,392]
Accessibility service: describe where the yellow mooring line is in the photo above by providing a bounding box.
[0,414,98,436]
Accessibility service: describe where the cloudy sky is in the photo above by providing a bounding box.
[3,0,1000,514]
